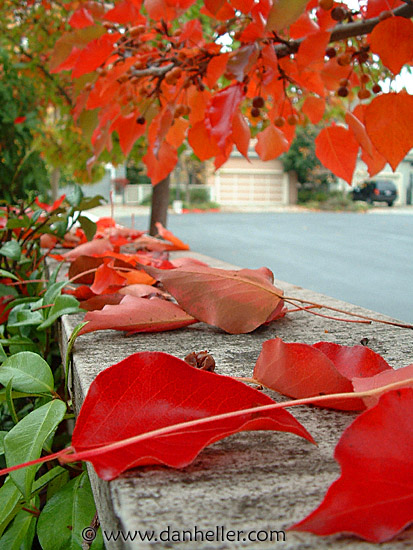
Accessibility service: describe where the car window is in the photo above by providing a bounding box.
[376,181,396,191]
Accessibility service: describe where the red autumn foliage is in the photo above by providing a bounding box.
[253,339,392,410]
[51,0,413,186]
[291,388,413,542]
[62,351,314,479]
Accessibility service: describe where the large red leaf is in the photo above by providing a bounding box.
[291,388,413,542]
[140,264,284,334]
[110,113,146,156]
[365,93,413,171]
[64,351,314,479]
[78,295,197,335]
[369,16,413,75]
[72,34,119,78]
[205,84,244,151]
[302,96,325,125]
[253,339,392,410]
[315,124,359,185]
[143,141,178,186]
[255,124,288,161]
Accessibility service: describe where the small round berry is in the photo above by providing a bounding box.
[318,0,334,10]
[325,47,337,59]
[360,74,370,84]
[287,114,299,125]
[136,116,146,125]
[251,107,261,118]
[339,78,349,87]
[358,88,371,100]
[372,83,382,94]
[331,6,347,21]
[337,86,349,97]
[337,53,352,66]
[274,116,285,128]
[357,51,369,64]
[252,96,265,109]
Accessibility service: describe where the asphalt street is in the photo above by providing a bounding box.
[116,209,413,323]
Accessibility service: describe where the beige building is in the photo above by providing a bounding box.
[206,148,298,207]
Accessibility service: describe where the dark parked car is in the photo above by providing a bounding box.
[351,180,398,206]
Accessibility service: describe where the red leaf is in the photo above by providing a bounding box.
[253,339,392,410]
[365,92,413,171]
[110,113,146,156]
[369,17,413,75]
[205,84,244,151]
[69,7,94,29]
[345,110,374,158]
[63,239,114,262]
[78,295,197,335]
[352,363,413,408]
[255,124,288,161]
[302,96,325,124]
[296,31,330,72]
[315,124,359,184]
[289,12,320,39]
[104,0,144,24]
[364,0,404,19]
[188,121,221,161]
[206,53,230,88]
[14,116,26,124]
[65,351,314,479]
[72,33,119,78]
[143,142,178,185]
[90,260,126,295]
[80,293,124,311]
[155,222,190,250]
[140,264,284,334]
[291,388,413,542]
[232,111,250,158]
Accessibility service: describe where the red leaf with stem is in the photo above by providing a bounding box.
[140,264,284,334]
[291,388,413,542]
[63,351,314,480]
[78,295,197,335]
[315,124,359,185]
[253,339,392,410]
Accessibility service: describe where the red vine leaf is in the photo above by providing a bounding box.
[253,339,392,410]
[140,264,284,333]
[291,388,413,542]
[78,295,197,335]
[64,351,314,479]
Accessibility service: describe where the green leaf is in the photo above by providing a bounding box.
[0,431,7,455]
[38,295,84,330]
[0,269,19,281]
[42,281,68,309]
[0,284,18,298]
[31,466,68,499]
[0,389,45,403]
[66,185,83,207]
[0,477,22,537]
[0,352,54,393]
[4,399,66,499]
[7,302,43,329]
[5,218,30,230]
[0,343,6,362]
[0,501,37,550]
[5,380,19,425]
[78,215,97,242]
[0,242,21,261]
[37,472,103,550]
[77,195,105,211]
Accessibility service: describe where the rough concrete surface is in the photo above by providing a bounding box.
[59,252,413,550]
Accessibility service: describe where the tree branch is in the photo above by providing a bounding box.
[275,2,413,57]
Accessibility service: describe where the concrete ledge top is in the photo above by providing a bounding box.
[60,252,413,549]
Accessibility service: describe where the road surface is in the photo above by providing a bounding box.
[116,209,413,323]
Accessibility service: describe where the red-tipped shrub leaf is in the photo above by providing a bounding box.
[291,388,413,542]
[254,339,392,410]
[140,264,284,334]
[67,351,314,479]
[78,295,197,335]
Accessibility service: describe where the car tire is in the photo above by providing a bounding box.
[387,201,394,207]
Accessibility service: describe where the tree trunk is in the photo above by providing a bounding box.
[50,168,60,201]
[149,175,170,235]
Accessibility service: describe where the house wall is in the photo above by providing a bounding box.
[207,152,296,206]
